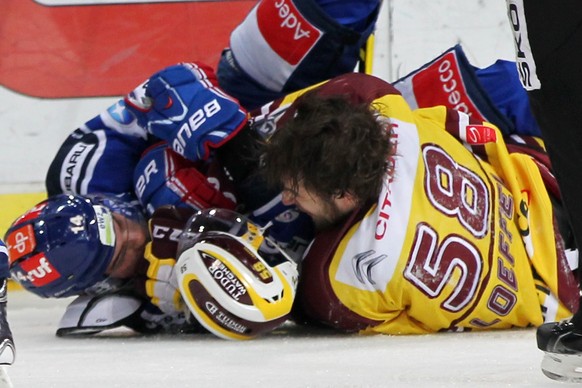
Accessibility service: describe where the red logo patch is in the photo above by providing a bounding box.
[11,202,47,227]
[6,224,37,264]
[19,253,61,287]
[464,125,497,145]
[412,51,486,122]
[256,0,322,65]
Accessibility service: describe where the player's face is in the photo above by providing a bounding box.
[106,213,148,279]
[281,179,357,230]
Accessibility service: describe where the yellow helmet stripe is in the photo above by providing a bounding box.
[180,272,249,341]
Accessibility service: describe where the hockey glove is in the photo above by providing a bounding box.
[143,244,183,316]
[133,142,237,216]
[137,206,197,315]
[125,62,248,161]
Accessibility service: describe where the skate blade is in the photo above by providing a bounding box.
[541,352,582,383]
[0,339,14,366]
[0,366,13,388]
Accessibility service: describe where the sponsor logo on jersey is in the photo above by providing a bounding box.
[257,0,322,65]
[63,142,96,193]
[411,51,486,121]
[376,132,399,240]
[463,125,497,145]
[352,250,387,285]
[335,123,417,292]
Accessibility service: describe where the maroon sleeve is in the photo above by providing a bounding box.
[312,72,402,103]
[285,73,397,332]
[273,72,401,128]
[291,203,383,332]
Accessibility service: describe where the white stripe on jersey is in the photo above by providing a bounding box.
[81,130,107,194]
[334,120,419,292]
[230,2,322,92]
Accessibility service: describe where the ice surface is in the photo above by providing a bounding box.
[4,291,575,388]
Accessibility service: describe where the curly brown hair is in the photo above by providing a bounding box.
[262,92,393,204]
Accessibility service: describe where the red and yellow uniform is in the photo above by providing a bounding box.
[292,73,579,334]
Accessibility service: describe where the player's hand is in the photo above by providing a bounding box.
[124,62,247,161]
[133,143,237,216]
[143,248,183,315]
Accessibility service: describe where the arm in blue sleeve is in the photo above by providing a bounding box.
[46,99,151,199]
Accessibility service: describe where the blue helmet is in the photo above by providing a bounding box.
[5,194,143,298]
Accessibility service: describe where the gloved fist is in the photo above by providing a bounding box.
[133,142,237,216]
[143,245,183,315]
[125,62,248,161]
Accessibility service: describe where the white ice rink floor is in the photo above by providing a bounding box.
[2,290,578,387]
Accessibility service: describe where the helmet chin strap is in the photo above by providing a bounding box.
[258,220,274,234]
[241,220,276,251]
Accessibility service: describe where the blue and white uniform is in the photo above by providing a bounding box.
[217,0,381,110]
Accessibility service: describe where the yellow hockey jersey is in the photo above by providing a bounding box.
[291,73,579,335]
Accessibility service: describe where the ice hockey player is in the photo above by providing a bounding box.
[6,68,579,340]
[259,71,579,335]
[3,0,383,339]
[505,0,582,382]
[5,0,572,341]
[5,193,300,339]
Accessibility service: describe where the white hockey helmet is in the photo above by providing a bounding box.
[175,208,299,340]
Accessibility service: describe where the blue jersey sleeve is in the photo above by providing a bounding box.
[475,60,542,137]
[46,99,151,199]
[315,0,381,32]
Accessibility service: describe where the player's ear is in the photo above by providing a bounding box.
[336,190,356,200]
[335,191,359,210]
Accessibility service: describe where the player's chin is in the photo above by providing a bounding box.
[108,251,141,279]
[313,210,350,232]
[312,215,335,232]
